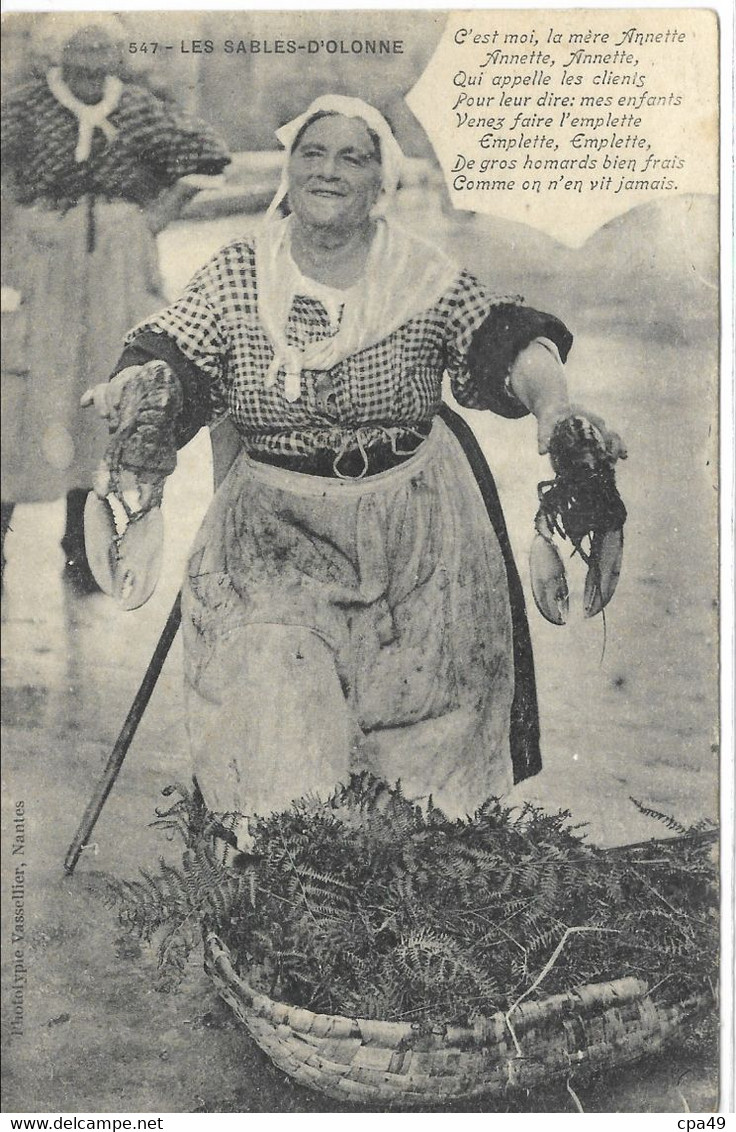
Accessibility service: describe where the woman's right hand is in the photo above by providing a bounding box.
[80,366,141,431]
[82,367,148,504]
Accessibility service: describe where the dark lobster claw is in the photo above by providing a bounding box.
[529,413,627,625]
[530,529,569,625]
[583,527,624,618]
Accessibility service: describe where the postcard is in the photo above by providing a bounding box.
[0,6,729,1119]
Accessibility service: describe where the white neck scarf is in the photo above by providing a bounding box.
[46,67,123,163]
[255,215,461,404]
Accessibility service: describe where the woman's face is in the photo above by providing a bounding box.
[61,40,121,103]
[287,114,382,233]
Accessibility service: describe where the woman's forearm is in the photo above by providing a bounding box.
[508,339,572,452]
[144,181,201,235]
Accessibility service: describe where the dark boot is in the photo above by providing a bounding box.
[1,501,15,584]
[62,488,99,594]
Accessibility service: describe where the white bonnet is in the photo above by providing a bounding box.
[267,94,405,217]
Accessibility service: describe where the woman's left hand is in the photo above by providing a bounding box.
[509,342,627,463]
[543,408,628,463]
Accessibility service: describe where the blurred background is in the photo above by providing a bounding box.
[1,12,444,182]
[2,9,718,331]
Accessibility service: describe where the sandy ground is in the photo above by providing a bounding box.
[0,207,720,1113]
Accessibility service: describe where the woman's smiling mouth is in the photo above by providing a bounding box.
[308,185,347,197]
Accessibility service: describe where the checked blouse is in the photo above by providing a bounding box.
[126,236,529,462]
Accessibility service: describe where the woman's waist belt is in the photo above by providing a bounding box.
[248,425,431,480]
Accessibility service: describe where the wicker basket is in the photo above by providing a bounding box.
[204,933,705,1108]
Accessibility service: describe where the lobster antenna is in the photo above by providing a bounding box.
[585,547,608,665]
[598,604,608,667]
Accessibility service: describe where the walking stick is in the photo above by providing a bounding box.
[64,591,182,875]
[64,415,241,875]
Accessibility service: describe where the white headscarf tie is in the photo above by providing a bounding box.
[256,215,460,404]
[46,67,122,163]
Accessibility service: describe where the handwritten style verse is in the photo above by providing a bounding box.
[407,10,717,245]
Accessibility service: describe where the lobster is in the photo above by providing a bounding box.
[84,361,180,610]
[530,413,627,625]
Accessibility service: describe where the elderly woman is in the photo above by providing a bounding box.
[0,17,230,589]
[84,96,623,830]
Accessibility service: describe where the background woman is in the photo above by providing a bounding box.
[83,96,624,829]
[0,17,230,589]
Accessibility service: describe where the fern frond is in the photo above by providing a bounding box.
[629,798,690,834]
[96,779,718,1026]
